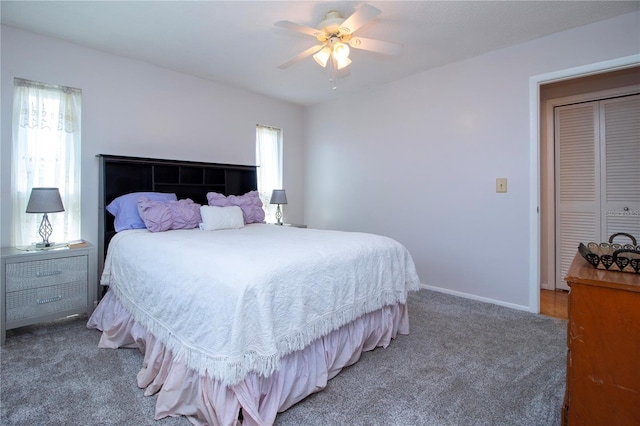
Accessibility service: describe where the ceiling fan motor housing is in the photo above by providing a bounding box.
[317,10,345,35]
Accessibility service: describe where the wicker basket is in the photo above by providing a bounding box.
[578,232,640,274]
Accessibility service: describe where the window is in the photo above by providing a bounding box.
[256,124,283,223]
[11,78,82,246]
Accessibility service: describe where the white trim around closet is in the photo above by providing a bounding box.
[528,54,640,314]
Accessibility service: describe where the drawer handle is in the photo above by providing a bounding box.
[38,295,62,304]
[36,270,62,277]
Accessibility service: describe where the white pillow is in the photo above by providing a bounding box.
[199,205,245,231]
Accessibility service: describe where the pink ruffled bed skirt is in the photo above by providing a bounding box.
[87,290,409,426]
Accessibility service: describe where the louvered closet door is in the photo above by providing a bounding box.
[555,103,600,291]
[554,94,640,290]
[600,95,640,242]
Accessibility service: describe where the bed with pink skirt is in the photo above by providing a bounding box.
[89,156,420,426]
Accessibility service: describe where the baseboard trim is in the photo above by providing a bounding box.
[540,282,554,290]
[419,284,531,313]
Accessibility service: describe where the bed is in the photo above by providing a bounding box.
[87,155,421,426]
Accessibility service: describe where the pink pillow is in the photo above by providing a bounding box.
[137,197,202,232]
[206,190,265,224]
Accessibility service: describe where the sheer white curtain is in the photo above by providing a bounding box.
[256,125,282,223]
[11,78,82,246]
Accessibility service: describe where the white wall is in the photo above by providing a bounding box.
[304,11,640,310]
[1,26,305,248]
[2,12,638,311]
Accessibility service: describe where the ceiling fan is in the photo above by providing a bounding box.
[275,4,402,82]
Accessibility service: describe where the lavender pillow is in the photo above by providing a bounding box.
[107,192,177,232]
[169,199,202,230]
[207,190,265,224]
[137,198,173,233]
[137,197,202,232]
[207,192,231,207]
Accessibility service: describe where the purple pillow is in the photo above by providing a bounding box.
[107,192,177,232]
[207,192,231,207]
[137,198,174,233]
[169,199,202,230]
[137,197,202,232]
[207,190,265,224]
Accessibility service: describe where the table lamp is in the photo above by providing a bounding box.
[26,187,65,248]
[270,189,287,225]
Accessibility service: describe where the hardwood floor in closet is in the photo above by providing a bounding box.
[540,289,569,320]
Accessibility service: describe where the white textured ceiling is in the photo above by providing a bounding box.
[2,1,638,106]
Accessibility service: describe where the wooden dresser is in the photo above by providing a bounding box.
[562,253,640,425]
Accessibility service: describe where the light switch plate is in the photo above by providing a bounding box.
[496,178,507,193]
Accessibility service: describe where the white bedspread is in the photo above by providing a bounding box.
[101,224,420,386]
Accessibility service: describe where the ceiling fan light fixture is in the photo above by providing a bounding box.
[276,4,396,85]
[335,56,352,70]
[332,42,350,61]
[313,46,331,67]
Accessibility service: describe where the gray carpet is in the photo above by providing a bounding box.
[0,290,567,425]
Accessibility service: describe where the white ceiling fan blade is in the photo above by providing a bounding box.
[278,44,325,69]
[339,4,381,35]
[349,37,402,56]
[275,20,322,38]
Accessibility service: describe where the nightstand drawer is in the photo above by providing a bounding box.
[6,281,88,322]
[5,256,87,292]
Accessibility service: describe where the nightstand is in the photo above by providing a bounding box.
[0,244,97,345]
[275,223,307,228]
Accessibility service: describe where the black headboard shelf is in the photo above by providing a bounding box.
[97,154,258,285]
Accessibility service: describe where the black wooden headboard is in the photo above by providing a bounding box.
[97,154,258,280]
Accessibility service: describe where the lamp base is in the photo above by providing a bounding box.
[36,213,54,248]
